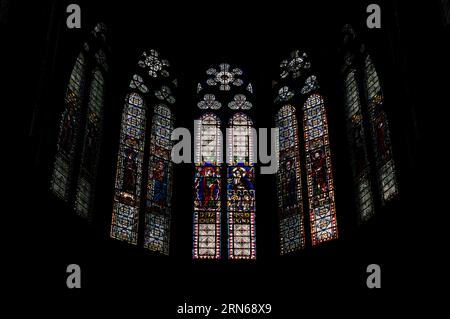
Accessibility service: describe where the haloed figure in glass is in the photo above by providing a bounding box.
[122,147,137,199]
[195,166,220,209]
[151,160,168,209]
[283,159,297,207]
[230,166,254,192]
[311,149,328,197]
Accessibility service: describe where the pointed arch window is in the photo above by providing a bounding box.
[75,68,105,218]
[303,94,338,245]
[144,104,175,254]
[50,22,109,221]
[227,113,256,259]
[341,25,399,221]
[364,55,398,205]
[193,63,256,260]
[51,52,86,200]
[274,50,338,253]
[275,105,305,254]
[193,113,222,259]
[111,92,146,244]
[110,49,177,254]
[344,70,374,222]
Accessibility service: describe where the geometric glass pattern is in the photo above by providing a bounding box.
[138,49,170,78]
[344,71,374,222]
[227,113,256,259]
[144,104,174,254]
[75,68,105,218]
[193,113,222,259]
[364,55,398,205]
[303,94,338,245]
[129,74,149,94]
[280,50,311,79]
[301,75,320,95]
[275,105,305,254]
[228,94,252,110]
[206,63,244,91]
[110,93,146,244]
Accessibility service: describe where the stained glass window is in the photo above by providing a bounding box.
[364,55,398,204]
[275,86,294,103]
[74,69,105,218]
[144,104,174,255]
[155,85,175,104]
[280,50,311,79]
[51,52,86,200]
[193,113,222,259]
[275,105,305,254]
[303,94,338,245]
[129,74,149,93]
[344,71,374,222]
[110,93,146,244]
[198,94,221,110]
[228,94,252,110]
[138,49,170,78]
[111,49,176,252]
[227,113,256,259]
[206,63,243,91]
[301,75,319,95]
[194,63,256,260]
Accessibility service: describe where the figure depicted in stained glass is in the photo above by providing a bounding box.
[122,148,137,198]
[51,52,86,200]
[60,95,77,155]
[195,165,220,209]
[364,55,397,204]
[230,166,254,191]
[283,159,297,207]
[311,149,328,196]
[151,160,168,208]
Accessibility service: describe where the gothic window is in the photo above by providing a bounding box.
[51,52,86,200]
[51,22,109,222]
[75,68,105,218]
[193,113,222,259]
[275,105,305,254]
[274,50,338,253]
[111,92,146,244]
[341,25,399,222]
[344,70,374,222]
[193,63,256,260]
[111,49,176,254]
[364,55,398,205]
[227,113,256,259]
[144,104,174,254]
[303,94,338,245]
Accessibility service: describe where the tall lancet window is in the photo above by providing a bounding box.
[51,52,86,200]
[341,24,398,222]
[51,22,109,219]
[111,92,147,244]
[193,113,222,259]
[364,55,398,205]
[144,104,174,254]
[193,63,256,259]
[344,70,374,222]
[275,105,305,254]
[227,113,256,259]
[274,50,338,253]
[75,69,105,218]
[303,94,338,245]
[111,49,176,254]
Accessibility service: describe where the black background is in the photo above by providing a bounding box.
[6,0,448,313]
